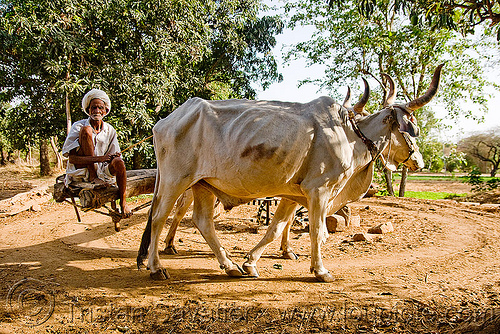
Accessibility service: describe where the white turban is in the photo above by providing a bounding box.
[81,89,111,116]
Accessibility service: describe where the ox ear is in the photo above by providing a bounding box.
[396,110,420,137]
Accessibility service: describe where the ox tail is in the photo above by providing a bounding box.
[137,210,152,270]
[137,167,160,270]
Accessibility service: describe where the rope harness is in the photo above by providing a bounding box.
[347,106,417,166]
[348,110,380,161]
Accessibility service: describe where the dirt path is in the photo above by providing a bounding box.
[1,170,499,333]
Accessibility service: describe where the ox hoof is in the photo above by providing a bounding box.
[225,264,244,277]
[136,255,147,270]
[282,250,299,260]
[242,263,259,278]
[160,246,178,255]
[150,268,170,280]
[313,270,335,283]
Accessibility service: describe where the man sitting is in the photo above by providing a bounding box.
[62,89,132,218]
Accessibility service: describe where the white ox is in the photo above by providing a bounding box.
[138,65,443,282]
[159,87,367,259]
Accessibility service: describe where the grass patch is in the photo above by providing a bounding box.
[403,191,468,200]
[394,174,497,182]
[126,194,153,202]
[394,174,466,181]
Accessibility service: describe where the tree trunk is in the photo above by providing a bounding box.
[0,144,5,166]
[39,139,51,176]
[66,91,72,135]
[399,166,408,197]
[132,150,144,170]
[50,136,64,170]
[27,144,33,165]
[65,70,72,135]
[384,169,395,196]
[53,169,157,209]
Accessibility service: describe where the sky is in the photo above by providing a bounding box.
[255,1,500,143]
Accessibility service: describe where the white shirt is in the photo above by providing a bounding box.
[62,118,121,186]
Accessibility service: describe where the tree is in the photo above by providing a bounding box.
[444,146,468,173]
[284,0,498,195]
[285,0,497,119]
[458,128,500,176]
[419,138,445,172]
[328,0,500,40]
[0,0,284,172]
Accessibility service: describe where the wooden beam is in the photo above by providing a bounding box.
[53,169,157,210]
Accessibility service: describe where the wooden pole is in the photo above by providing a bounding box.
[53,169,157,210]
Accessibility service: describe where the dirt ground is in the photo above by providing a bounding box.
[1,166,500,333]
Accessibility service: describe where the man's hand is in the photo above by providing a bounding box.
[101,151,122,163]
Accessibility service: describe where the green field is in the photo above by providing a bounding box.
[402,191,468,200]
[394,174,496,182]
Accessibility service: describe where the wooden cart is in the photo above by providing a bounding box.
[53,169,157,231]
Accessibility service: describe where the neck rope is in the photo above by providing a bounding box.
[347,110,385,163]
[347,106,415,167]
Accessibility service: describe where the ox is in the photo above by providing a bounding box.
[160,87,370,259]
[138,65,443,282]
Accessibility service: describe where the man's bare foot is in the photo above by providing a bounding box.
[121,202,133,218]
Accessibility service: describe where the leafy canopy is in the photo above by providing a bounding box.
[285,0,499,172]
[328,0,500,40]
[0,0,284,168]
[285,0,498,119]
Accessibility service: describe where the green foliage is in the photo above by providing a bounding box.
[404,191,468,200]
[418,137,444,172]
[458,128,500,177]
[329,0,500,41]
[285,0,498,123]
[485,178,500,190]
[466,167,483,185]
[429,157,445,173]
[373,160,394,196]
[466,167,500,192]
[444,147,467,173]
[401,174,465,181]
[0,0,284,169]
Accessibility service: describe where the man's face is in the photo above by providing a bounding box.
[89,99,108,121]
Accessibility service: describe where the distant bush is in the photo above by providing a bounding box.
[465,168,500,192]
[485,178,500,190]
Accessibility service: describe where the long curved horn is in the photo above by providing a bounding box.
[382,73,396,107]
[405,63,444,111]
[343,86,352,108]
[353,78,370,115]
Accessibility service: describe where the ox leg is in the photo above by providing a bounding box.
[147,189,186,280]
[308,190,334,282]
[161,189,194,255]
[191,183,243,277]
[280,216,299,260]
[243,199,298,277]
